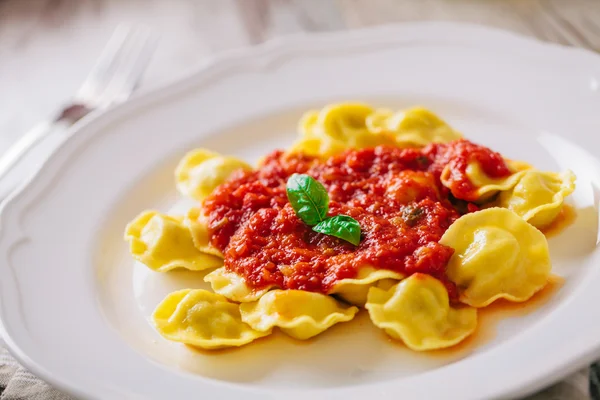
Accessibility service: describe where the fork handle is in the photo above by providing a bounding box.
[0,120,73,201]
[0,122,56,182]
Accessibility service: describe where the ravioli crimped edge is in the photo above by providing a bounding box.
[152,289,271,349]
[124,210,223,272]
[239,289,359,340]
[204,267,276,302]
[440,207,551,307]
[328,266,405,306]
[366,273,477,351]
[498,170,576,229]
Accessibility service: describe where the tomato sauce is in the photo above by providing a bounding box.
[202,140,510,299]
[424,139,511,202]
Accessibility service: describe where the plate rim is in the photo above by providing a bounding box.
[1,21,599,399]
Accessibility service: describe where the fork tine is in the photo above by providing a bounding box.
[96,26,157,106]
[75,24,157,108]
[0,25,157,186]
[75,25,132,104]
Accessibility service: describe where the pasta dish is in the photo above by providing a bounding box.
[125,103,575,351]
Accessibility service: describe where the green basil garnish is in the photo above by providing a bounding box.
[286,174,362,246]
[313,215,361,246]
[286,173,329,225]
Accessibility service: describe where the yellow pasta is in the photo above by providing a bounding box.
[204,267,275,302]
[366,274,477,351]
[307,103,373,140]
[183,207,223,258]
[440,208,551,307]
[498,170,576,229]
[329,267,404,306]
[124,102,575,355]
[505,159,533,172]
[289,103,395,158]
[365,107,462,147]
[239,290,359,340]
[153,289,270,349]
[175,148,252,201]
[453,160,529,202]
[124,211,222,272]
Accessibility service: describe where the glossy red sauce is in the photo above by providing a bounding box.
[425,139,511,202]
[202,140,510,298]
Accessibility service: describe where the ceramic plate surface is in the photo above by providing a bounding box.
[1,22,600,400]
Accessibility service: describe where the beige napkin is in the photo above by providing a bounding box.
[0,348,71,400]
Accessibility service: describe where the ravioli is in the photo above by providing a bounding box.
[365,107,462,147]
[366,274,477,351]
[498,170,576,229]
[183,207,223,257]
[329,267,404,306]
[289,103,395,158]
[239,290,359,340]
[204,267,275,302]
[124,211,223,272]
[453,160,529,202]
[175,148,252,201]
[153,289,270,349]
[125,102,573,355]
[440,208,551,307]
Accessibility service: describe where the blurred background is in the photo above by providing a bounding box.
[0,1,599,398]
[2,0,600,153]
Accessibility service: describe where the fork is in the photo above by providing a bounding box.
[0,24,157,182]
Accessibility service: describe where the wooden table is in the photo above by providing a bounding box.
[0,1,598,399]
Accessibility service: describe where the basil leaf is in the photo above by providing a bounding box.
[287,175,363,246]
[313,215,361,246]
[286,174,329,225]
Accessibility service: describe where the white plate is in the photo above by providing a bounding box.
[1,22,600,400]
